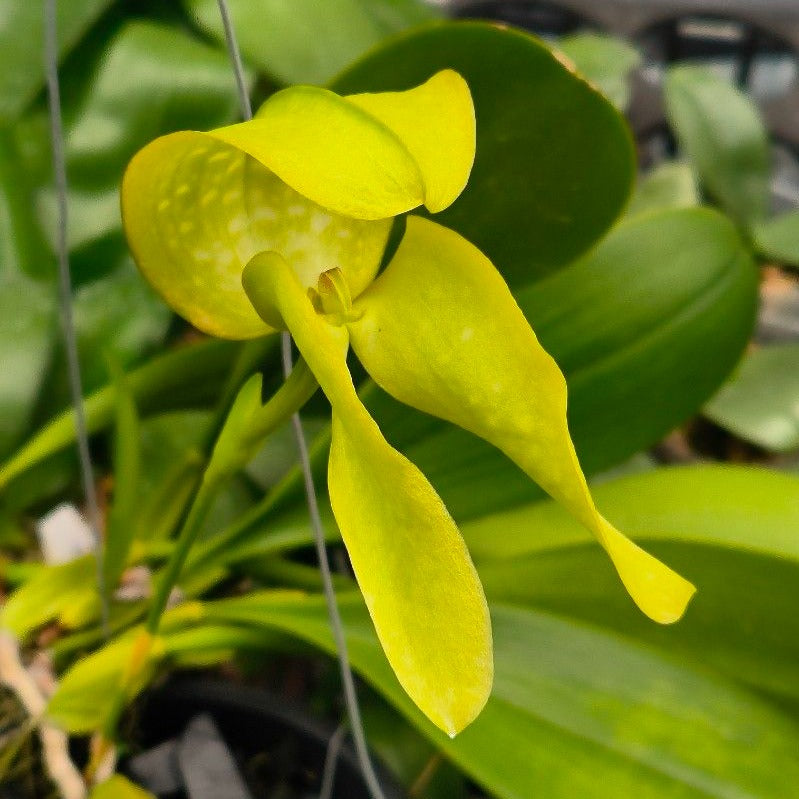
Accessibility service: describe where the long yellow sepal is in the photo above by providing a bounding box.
[348,216,696,624]
[242,252,492,736]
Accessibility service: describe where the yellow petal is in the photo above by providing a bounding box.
[121,131,391,339]
[242,252,492,735]
[349,216,696,624]
[346,70,476,213]
[215,84,425,220]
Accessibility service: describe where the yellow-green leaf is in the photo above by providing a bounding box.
[48,630,163,733]
[242,252,492,736]
[346,70,475,213]
[1,555,99,639]
[348,216,694,623]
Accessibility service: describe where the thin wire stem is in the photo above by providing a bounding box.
[216,0,253,120]
[319,721,348,799]
[44,0,108,637]
[215,3,386,797]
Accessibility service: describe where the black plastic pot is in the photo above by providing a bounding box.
[125,680,406,799]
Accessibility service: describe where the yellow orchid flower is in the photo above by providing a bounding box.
[122,70,695,737]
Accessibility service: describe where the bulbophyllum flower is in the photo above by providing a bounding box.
[122,70,695,737]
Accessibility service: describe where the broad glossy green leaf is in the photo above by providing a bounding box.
[0,0,112,121]
[332,21,635,285]
[185,0,440,86]
[201,592,799,798]
[665,65,770,225]
[753,209,799,268]
[373,208,757,520]
[556,32,641,111]
[466,465,799,704]
[626,162,699,218]
[704,344,799,452]
[0,130,55,457]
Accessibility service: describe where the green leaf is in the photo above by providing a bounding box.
[48,630,163,733]
[104,359,141,591]
[704,344,799,452]
[133,410,212,546]
[0,555,99,638]
[65,21,247,186]
[38,258,172,418]
[0,338,241,491]
[185,0,440,86]
[465,465,799,705]
[200,591,799,798]
[556,32,641,111]
[753,209,799,268]
[374,208,757,520]
[0,0,112,121]
[626,161,699,218]
[664,65,770,226]
[0,130,55,457]
[332,21,635,285]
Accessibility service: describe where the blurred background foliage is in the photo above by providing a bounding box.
[1,1,799,798]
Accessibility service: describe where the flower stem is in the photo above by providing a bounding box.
[146,357,317,635]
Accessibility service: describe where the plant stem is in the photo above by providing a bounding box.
[145,358,317,635]
[145,481,218,633]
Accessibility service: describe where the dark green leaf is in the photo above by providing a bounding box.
[664,65,770,226]
[185,0,440,86]
[704,344,799,452]
[332,21,635,285]
[201,592,799,799]
[556,32,641,111]
[466,465,799,705]
[753,209,799,268]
